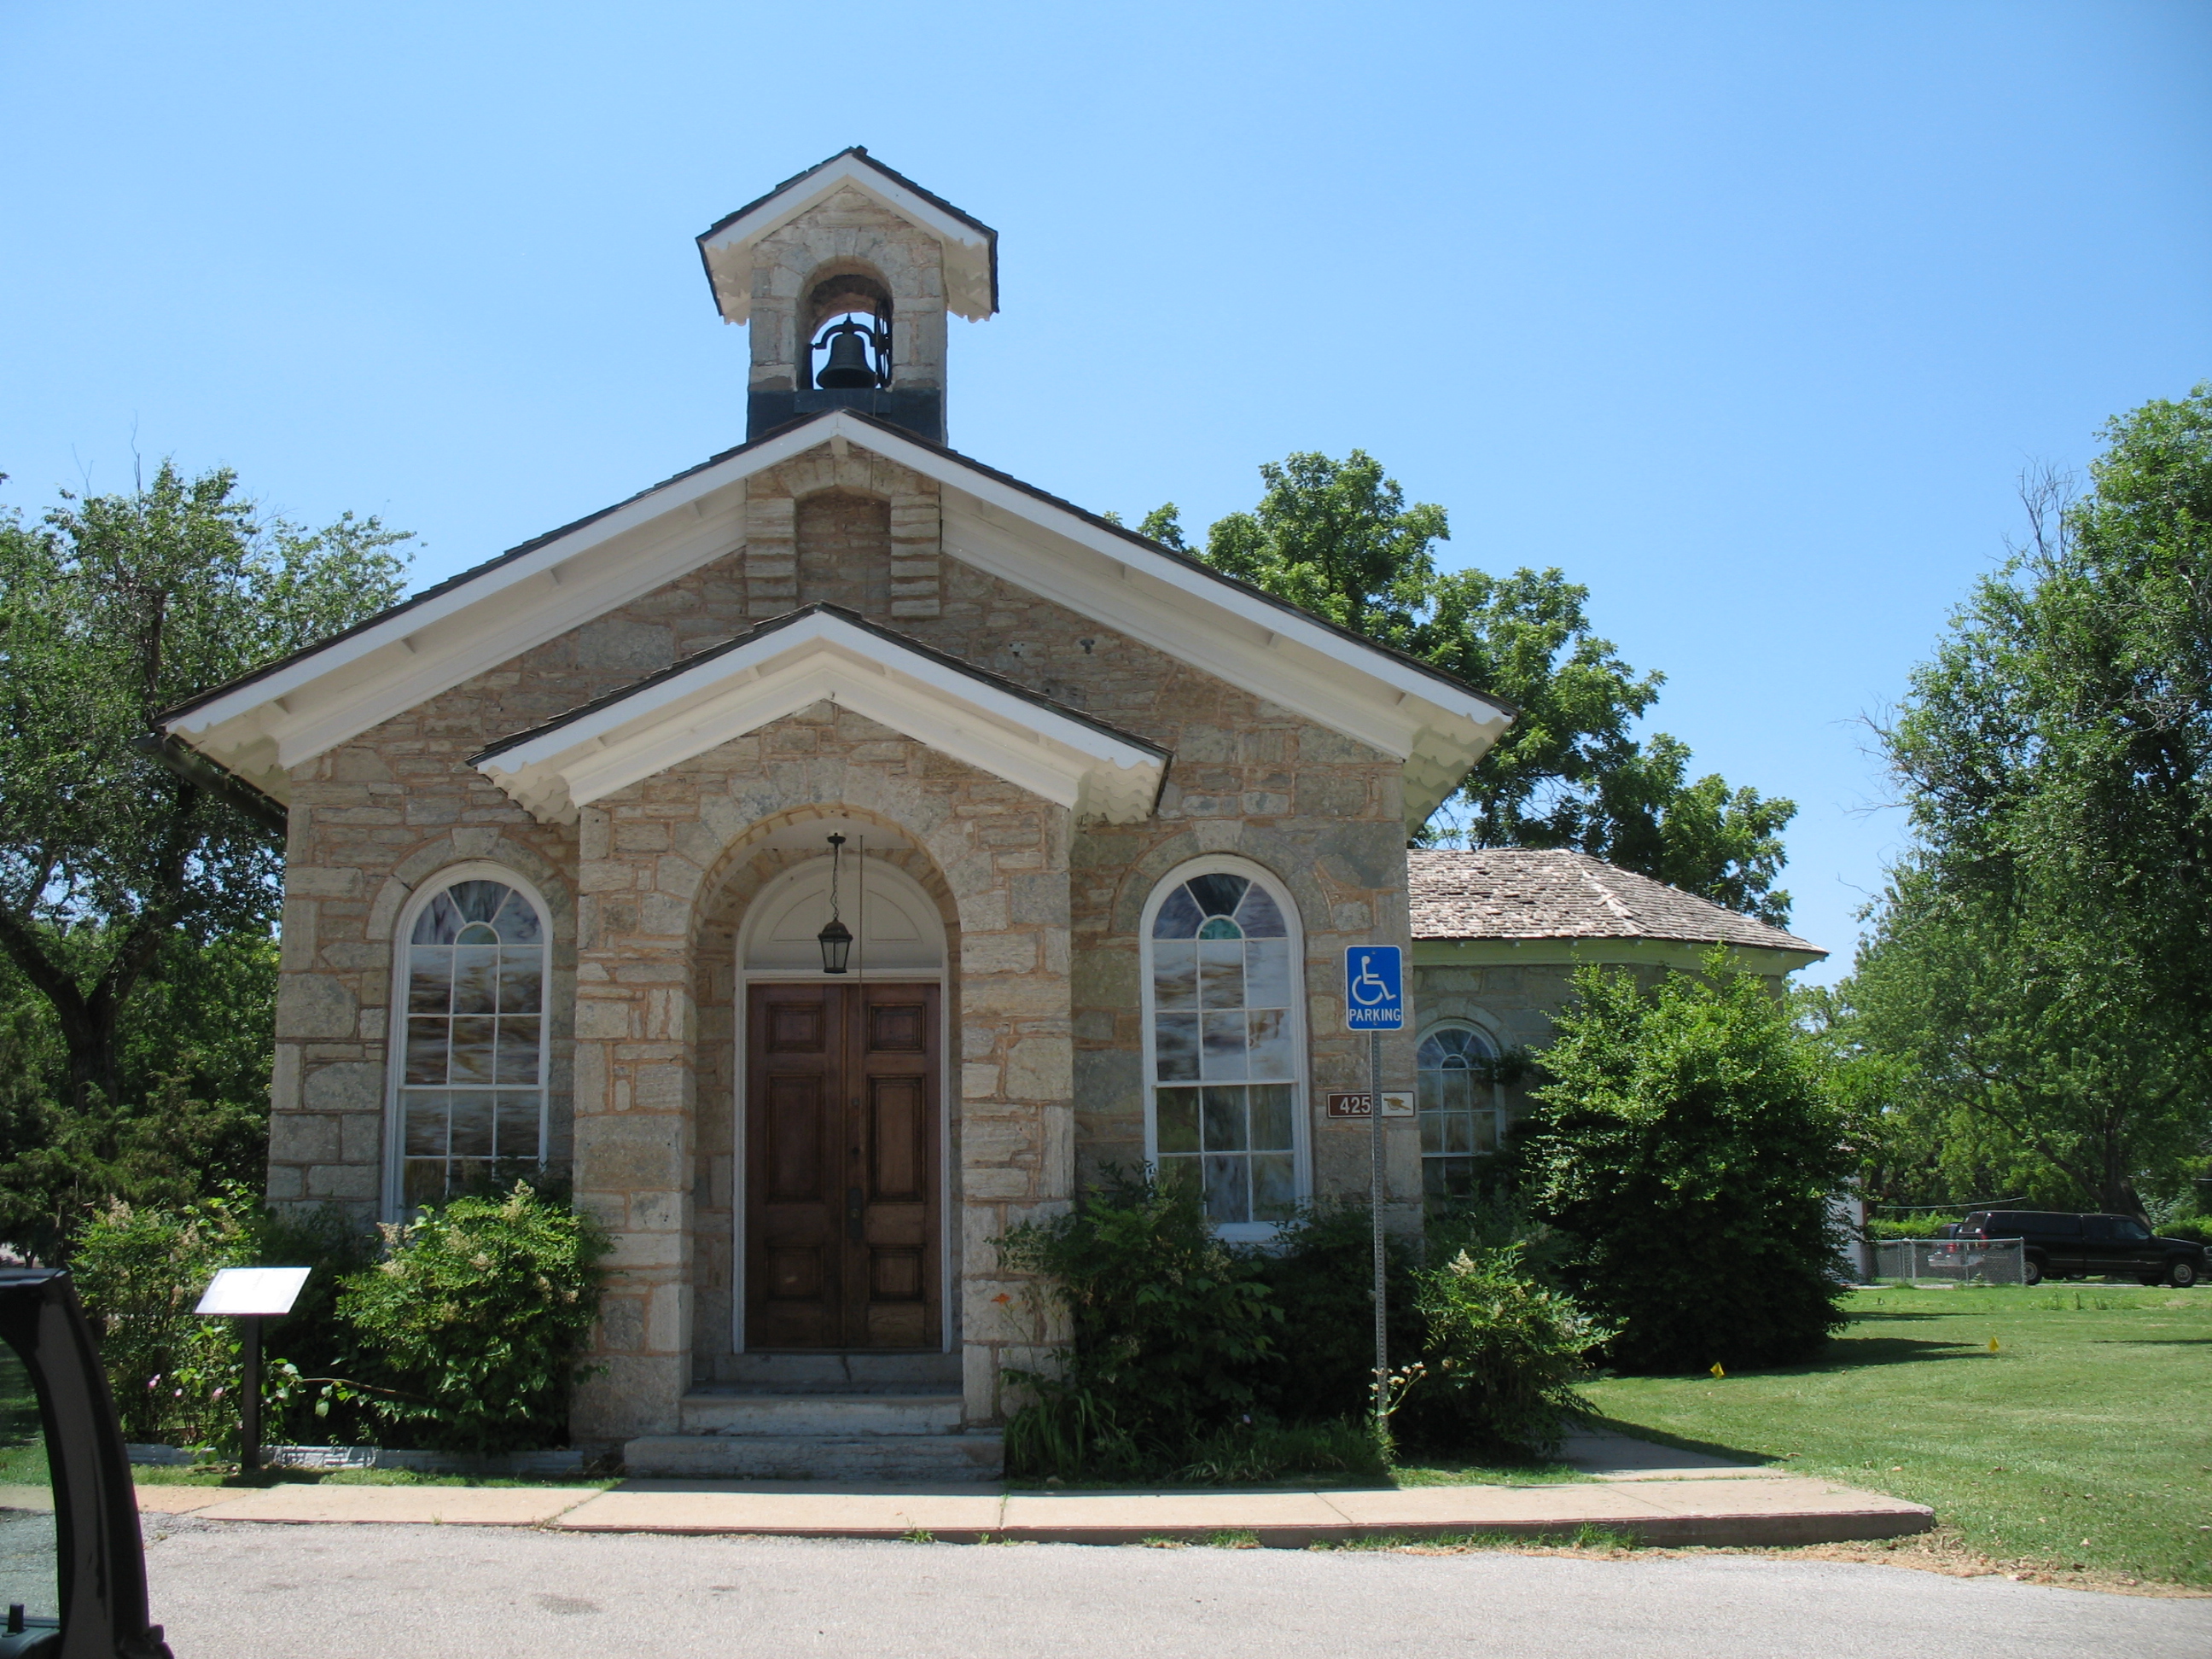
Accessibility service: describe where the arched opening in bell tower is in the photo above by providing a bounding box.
[800,266,894,393]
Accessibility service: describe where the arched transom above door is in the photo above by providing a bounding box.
[742,851,946,975]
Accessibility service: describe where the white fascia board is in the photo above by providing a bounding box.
[700,156,995,323]
[474,612,1165,825]
[157,419,850,791]
[831,422,1522,725]
[946,504,1494,831]
[162,409,1508,824]
[930,504,1508,830]
[831,423,1513,830]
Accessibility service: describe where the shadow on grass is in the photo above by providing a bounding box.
[1819,1336,1989,1367]
[1580,1416,1771,1468]
[2093,1337,2212,1346]
[1845,1309,1955,1324]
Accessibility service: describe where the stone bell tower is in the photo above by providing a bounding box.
[696,148,999,445]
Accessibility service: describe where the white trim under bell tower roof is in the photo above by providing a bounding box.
[696,147,999,325]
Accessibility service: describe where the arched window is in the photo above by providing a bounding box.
[1416,1024,1502,1199]
[393,875,549,1211]
[1142,862,1307,1233]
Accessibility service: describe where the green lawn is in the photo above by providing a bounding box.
[0,1349,46,1490]
[1584,1284,2212,1586]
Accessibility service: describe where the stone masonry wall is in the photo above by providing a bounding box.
[565,701,1072,1438]
[269,431,1422,1431]
[267,538,787,1216]
[743,185,948,397]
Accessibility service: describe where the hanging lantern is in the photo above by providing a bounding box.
[818,834,852,974]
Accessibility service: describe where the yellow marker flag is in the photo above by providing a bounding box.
[1709,1363,1726,1379]
[1988,1337,2000,1353]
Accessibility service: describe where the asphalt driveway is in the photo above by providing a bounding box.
[141,1517,2209,1659]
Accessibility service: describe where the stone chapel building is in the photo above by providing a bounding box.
[156,150,1820,1475]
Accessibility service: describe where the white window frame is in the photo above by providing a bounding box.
[1138,855,1311,1243]
[1414,1018,1508,1198]
[382,862,556,1219]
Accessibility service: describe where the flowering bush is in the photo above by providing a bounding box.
[1394,1243,1611,1458]
[68,1189,259,1449]
[336,1184,608,1454]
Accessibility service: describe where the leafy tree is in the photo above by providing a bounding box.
[1842,388,2212,1214]
[1142,451,1795,922]
[1520,952,1852,1372]
[0,463,408,1245]
[0,933,278,1260]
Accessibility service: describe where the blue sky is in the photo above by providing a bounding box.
[3,2,2207,979]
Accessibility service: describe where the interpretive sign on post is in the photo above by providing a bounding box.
[196,1266,311,1474]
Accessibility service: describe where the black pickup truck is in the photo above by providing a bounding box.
[1958,1211,2206,1289]
[0,1269,172,1658]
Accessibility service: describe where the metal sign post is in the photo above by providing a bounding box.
[1343,946,1405,1429]
[195,1267,311,1474]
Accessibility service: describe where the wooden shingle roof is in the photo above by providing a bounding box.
[1408,848,1822,957]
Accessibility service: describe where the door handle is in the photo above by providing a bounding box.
[846,1185,864,1243]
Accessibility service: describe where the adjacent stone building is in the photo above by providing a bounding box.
[157,150,1819,1476]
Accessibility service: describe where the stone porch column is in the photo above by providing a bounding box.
[954,814,1076,1425]
[568,802,697,1444]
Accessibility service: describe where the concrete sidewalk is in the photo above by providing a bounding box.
[114,1431,1933,1549]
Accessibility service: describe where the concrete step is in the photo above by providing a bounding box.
[678,1391,964,1438]
[706,1351,963,1389]
[624,1432,1004,1482]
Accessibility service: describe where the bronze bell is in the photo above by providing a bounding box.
[814,321,881,390]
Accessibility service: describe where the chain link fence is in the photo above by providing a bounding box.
[1873,1237,2026,1286]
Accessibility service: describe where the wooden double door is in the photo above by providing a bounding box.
[744,982,942,1350]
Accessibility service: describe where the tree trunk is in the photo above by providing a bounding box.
[2100,1115,2147,1221]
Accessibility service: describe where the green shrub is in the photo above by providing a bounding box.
[68,1189,259,1447]
[336,1184,608,1455]
[1393,1244,1610,1458]
[1173,1417,1388,1484]
[998,1174,1610,1480]
[1522,952,1854,1373]
[253,1204,381,1445]
[2157,1217,2212,1246]
[1245,1202,1421,1425]
[1866,1215,1960,1239]
[998,1171,1277,1477]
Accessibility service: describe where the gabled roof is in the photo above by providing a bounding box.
[1409,848,1823,960]
[158,409,1515,830]
[471,604,1169,825]
[696,147,999,323]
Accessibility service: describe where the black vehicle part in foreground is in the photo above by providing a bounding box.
[0,1270,172,1659]
[1959,1212,2207,1289]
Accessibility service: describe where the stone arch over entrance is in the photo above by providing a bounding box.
[568,705,1079,1441]
[689,806,962,1372]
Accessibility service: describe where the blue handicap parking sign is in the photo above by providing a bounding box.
[1342,946,1405,1031]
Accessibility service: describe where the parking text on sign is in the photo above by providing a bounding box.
[1342,946,1406,1031]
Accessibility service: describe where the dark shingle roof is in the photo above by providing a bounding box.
[1409,848,1823,957]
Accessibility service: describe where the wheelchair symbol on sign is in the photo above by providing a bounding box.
[1342,945,1404,1030]
[1349,954,1391,1006]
